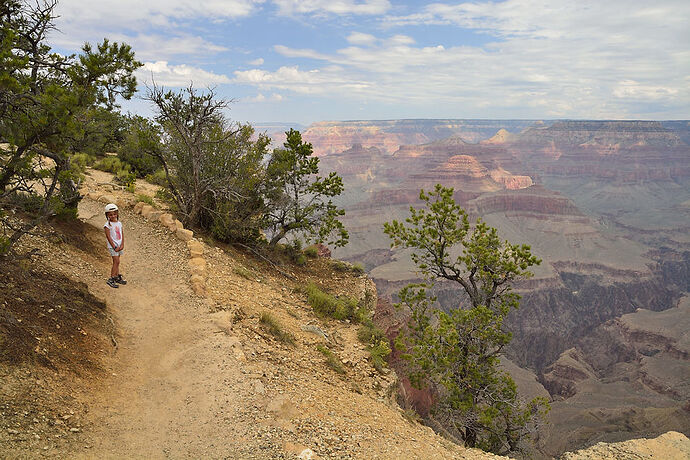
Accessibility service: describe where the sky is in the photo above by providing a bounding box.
[50,0,690,125]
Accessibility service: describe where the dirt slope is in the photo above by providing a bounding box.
[2,186,490,459]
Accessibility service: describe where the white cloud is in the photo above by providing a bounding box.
[138,61,231,87]
[56,0,263,26]
[246,92,284,102]
[347,32,377,46]
[237,1,689,118]
[249,58,265,65]
[234,65,371,95]
[272,0,391,16]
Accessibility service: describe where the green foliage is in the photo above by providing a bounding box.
[316,344,345,374]
[385,185,548,455]
[117,115,162,177]
[259,312,296,346]
[145,168,167,186]
[0,0,141,255]
[264,129,348,249]
[232,266,254,280]
[331,260,351,272]
[351,263,365,275]
[304,245,319,258]
[135,194,155,207]
[358,319,391,373]
[145,85,270,246]
[301,282,367,323]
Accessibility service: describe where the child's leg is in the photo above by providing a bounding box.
[111,255,120,278]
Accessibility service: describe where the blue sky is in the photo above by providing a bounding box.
[51,0,690,125]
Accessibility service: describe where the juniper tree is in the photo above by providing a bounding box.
[384,184,549,455]
[0,0,141,256]
[264,129,348,249]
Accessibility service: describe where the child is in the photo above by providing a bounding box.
[104,203,127,288]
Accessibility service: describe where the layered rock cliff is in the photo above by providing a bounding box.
[283,119,690,456]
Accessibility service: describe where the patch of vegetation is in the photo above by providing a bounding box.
[330,260,350,272]
[357,319,391,373]
[145,168,167,186]
[351,263,365,274]
[135,194,155,207]
[316,344,345,374]
[233,266,254,280]
[301,282,367,323]
[304,245,319,258]
[259,312,295,346]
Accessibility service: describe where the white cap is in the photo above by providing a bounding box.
[104,203,119,213]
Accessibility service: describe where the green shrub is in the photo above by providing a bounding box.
[304,245,319,258]
[259,312,295,346]
[115,168,135,187]
[8,192,44,213]
[301,282,368,323]
[69,152,96,175]
[316,344,345,374]
[352,263,365,274]
[233,266,254,280]
[357,319,391,373]
[135,194,155,207]
[331,260,350,272]
[145,168,167,186]
[94,156,124,173]
[294,254,307,266]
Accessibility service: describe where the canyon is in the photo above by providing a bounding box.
[294,119,690,456]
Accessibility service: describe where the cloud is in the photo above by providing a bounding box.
[246,93,284,102]
[138,61,232,87]
[249,58,265,65]
[234,65,371,95]
[237,1,689,118]
[347,32,377,46]
[272,0,391,16]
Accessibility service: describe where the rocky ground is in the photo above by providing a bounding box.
[2,168,688,459]
[0,170,498,459]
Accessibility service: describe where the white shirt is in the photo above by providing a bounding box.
[104,220,123,249]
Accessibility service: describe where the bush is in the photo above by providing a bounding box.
[233,266,254,280]
[69,152,96,175]
[259,312,295,346]
[301,282,367,323]
[357,319,391,373]
[116,168,136,187]
[145,168,167,186]
[316,344,345,374]
[351,263,365,274]
[135,194,155,207]
[304,245,319,258]
[94,156,124,173]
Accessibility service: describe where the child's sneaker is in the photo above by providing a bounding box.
[106,277,119,288]
[116,274,127,285]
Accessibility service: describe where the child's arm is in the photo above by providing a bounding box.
[117,227,125,251]
[104,227,117,249]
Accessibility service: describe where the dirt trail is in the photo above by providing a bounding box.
[65,195,482,460]
[74,198,251,458]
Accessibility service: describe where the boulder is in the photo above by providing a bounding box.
[187,240,204,258]
[147,210,163,221]
[176,228,193,241]
[189,257,206,271]
[190,273,204,284]
[141,205,154,218]
[134,202,146,214]
[159,213,174,227]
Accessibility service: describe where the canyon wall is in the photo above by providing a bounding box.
[286,119,690,455]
